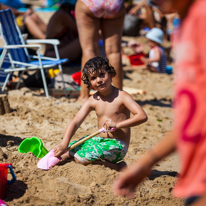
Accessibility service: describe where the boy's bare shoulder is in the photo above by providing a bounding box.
[119,89,133,98]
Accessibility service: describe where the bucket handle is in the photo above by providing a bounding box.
[7,165,16,185]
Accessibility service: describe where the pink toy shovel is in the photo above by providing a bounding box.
[37,124,115,170]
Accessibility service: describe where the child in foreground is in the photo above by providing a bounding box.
[141,27,167,73]
[54,56,147,171]
[113,0,206,205]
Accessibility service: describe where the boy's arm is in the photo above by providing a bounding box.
[114,91,147,129]
[54,98,93,157]
[113,129,177,197]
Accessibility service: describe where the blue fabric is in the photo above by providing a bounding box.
[0,9,28,63]
[0,54,12,85]
[29,58,68,66]
[0,0,25,9]
[44,0,77,7]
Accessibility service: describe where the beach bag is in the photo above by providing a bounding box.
[123,14,142,37]
[23,70,50,88]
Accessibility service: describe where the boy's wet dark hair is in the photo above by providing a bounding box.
[82,56,116,88]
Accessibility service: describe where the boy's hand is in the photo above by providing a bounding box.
[104,119,118,131]
[140,57,149,63]
[54,144,68,157]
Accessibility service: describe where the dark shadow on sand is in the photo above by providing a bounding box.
[4,180,28,201]
[149,169,178,180]
[136,98,172,108]
[0,134,22,147]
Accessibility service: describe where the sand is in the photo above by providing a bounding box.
[0,68,184,205]
[0,10,184,206]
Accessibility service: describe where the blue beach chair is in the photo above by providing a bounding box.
[0,9,68,98]
[0,53,12,86]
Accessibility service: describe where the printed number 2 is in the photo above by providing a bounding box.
[177,89,201,143]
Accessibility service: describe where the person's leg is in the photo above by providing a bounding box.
[75,0,101,102]
[147,65,158,72]
[74,157,127,172]
[61,151,74,161]
[24,14,46,39]
[144,5,155,29]
[101,5,125,90]
[30,12,47,33]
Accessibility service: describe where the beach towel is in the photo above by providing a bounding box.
[1,0,25,9]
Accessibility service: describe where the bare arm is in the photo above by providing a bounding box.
[113,129,177,197]
[105,91,147,130]
[119,91,147,128]
[129,0,147,15]
[54,98,93,157]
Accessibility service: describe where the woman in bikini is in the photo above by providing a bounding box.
[75,0,125,102]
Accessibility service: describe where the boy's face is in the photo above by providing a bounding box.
[88,69,112,92]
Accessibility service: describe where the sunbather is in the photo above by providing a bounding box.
[0,3,47,39]
[45,2,82,62]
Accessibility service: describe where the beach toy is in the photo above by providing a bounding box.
[71,71,81,86]
[18,137,49,158]
[166,65,173,75]
[37,124,115,170]
[0,199,7,206]
[0,163,16,200]
[128,52,145,66]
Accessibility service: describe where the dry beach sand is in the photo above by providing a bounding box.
[0,9,184,206]
[0,69,184,206]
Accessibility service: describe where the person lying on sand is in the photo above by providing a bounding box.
[53,56,147,171]
[0,3,46,39]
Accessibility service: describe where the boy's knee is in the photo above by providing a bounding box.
[74,157,89,166]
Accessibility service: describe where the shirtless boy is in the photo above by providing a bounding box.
[54,56,147,171]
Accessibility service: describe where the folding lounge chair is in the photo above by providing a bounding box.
[0,52,12,86]
[0,9,68,98]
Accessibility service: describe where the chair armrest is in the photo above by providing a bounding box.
[26,39,60,45]
[3,44,42,50]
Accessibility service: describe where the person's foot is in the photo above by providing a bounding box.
[61,152,70,161]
